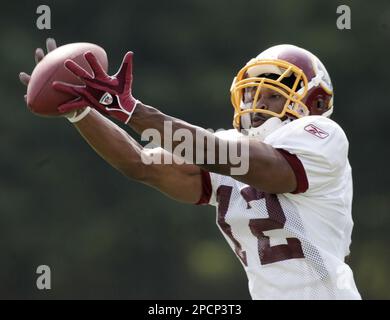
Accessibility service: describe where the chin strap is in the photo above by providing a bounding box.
[243,117,291,141]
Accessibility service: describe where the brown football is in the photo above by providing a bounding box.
[27,42,108,116]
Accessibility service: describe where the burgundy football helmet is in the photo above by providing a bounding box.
[230,44,334,131]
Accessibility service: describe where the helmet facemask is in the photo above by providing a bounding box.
[230,59,310,131]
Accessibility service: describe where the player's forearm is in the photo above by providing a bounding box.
[129,103,190,136]
[129,102,238,175]
[73,109,147,181]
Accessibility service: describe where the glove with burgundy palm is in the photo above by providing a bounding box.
[53,51,139,124]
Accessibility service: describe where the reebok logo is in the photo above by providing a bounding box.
[304,124,329,139]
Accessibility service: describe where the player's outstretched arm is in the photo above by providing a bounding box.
[20,40,203,204]
[72,108,203,204]
[54,50,297,194]
[128,103,297,194]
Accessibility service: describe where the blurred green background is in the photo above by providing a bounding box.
[0,0,389,299]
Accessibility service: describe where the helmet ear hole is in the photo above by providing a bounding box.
[317,99,325,110]
[310,97,327,115]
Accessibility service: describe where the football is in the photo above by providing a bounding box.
[27,42,108,117]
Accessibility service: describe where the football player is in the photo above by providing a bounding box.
[20,39,361,300]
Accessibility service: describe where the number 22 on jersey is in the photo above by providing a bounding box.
[216,185,305,266]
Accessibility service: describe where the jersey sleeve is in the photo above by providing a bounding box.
[195,170,225,206]
[264,116,349,195]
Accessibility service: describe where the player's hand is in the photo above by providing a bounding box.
[19,38,57,103]
[53,51,139,124]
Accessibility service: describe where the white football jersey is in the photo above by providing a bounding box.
[203,116,361,300]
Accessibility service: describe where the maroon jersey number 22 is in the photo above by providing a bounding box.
[216,185,304,266]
